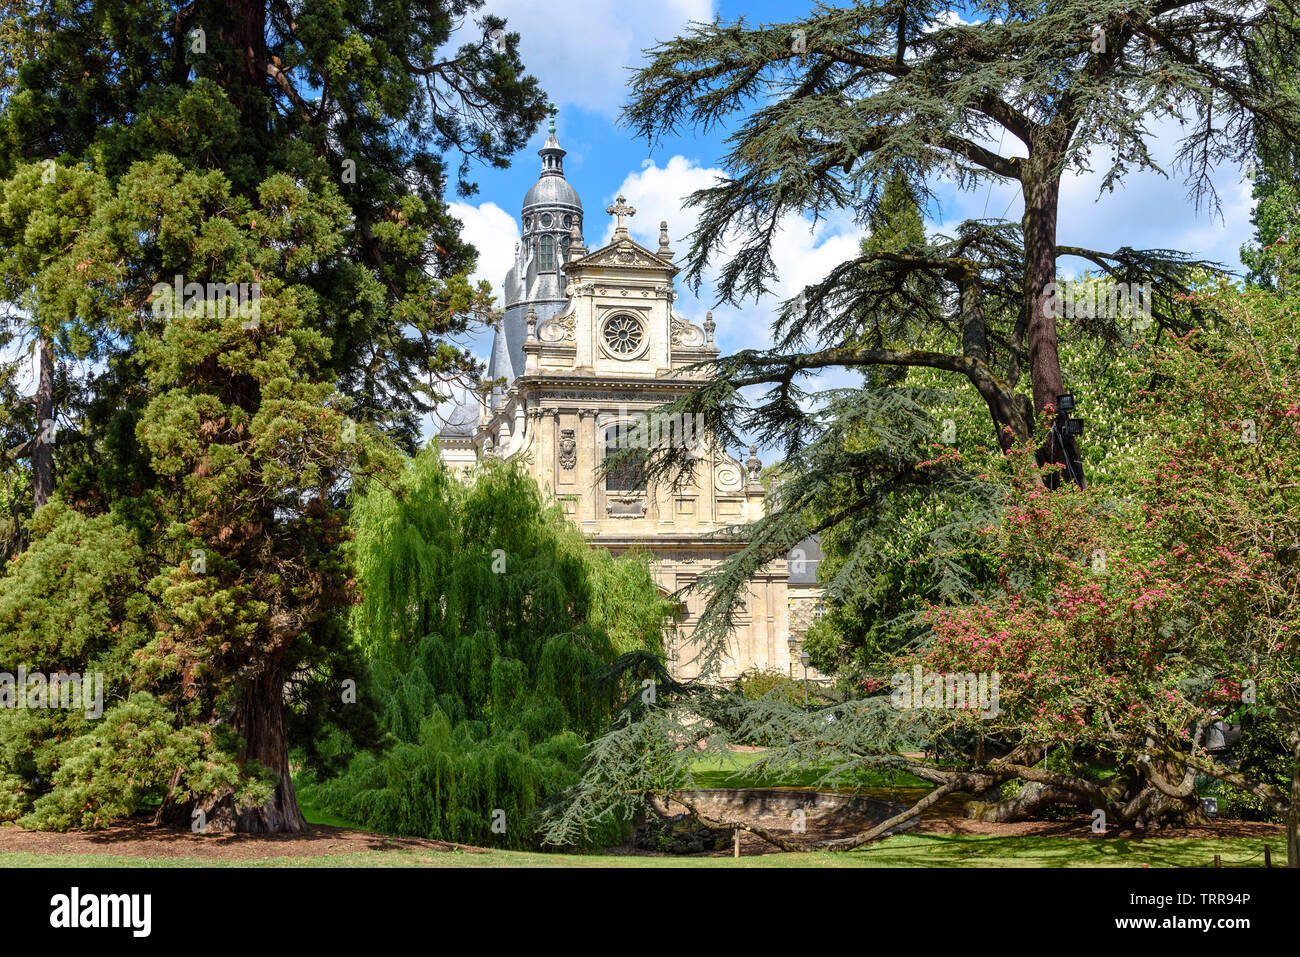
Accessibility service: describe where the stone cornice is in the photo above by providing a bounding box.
[514,372,709,391]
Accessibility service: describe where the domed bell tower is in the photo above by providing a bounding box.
[521,105,582,297]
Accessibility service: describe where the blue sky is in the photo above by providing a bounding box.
[443,0,1257,447]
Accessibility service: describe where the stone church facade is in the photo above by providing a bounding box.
[439,118,820,682]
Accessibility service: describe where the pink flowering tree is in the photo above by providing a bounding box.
[911,249,1300,862]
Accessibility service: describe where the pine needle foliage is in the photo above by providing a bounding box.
[0,501,263,828]
[621,0,1299,478]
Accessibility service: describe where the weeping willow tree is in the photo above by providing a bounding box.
[300,447,672,849]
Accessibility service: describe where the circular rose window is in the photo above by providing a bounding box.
[603,315,644,357]
[541,212,553,227]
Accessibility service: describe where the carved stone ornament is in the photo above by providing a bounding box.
[538,311,576,342]
[714,459,745,493]
[558,428,577,470]
[602,314,645,359]
[670,316,706,347]
[606,495,648,517]
[595,241,662,269]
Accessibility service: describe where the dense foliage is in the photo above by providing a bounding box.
[0,0,546,831]
[300,451,672,848]
[542,244,1300,863]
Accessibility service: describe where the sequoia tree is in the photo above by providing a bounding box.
[0,1,546,831]
[0,0,546,456]
[0,163,110,507]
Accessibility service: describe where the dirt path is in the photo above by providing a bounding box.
[911,813,1285,839]
[910,788,1285,839]
[0,820,486,860]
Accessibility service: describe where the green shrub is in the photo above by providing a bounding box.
[734,668,805,708]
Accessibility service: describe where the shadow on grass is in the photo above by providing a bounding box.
[845,833,1272,868]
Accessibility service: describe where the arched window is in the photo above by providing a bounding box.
[560,236,570,261]
[605,424,646,492]
[539,235,555,272]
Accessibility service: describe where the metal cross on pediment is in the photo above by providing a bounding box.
[606,194,636,234]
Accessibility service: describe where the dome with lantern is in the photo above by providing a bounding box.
[493,106,583,388]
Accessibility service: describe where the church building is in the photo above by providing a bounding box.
[438,115,820,682]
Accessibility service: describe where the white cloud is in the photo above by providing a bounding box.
[437,200,518,429]
[926,10,974,30]
[448,200,520,306]
[598,155,717,247]
[479,0,715,117]
[1053,143,1253,275]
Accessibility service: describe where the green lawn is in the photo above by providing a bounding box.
[0,834,1274,868]
[684,751,933,790]
[298,804,360,829]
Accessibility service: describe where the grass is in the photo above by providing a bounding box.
[685,751,932,790]
[298,803,360,830]
[0,834,1275,868]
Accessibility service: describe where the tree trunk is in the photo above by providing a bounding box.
[230,668,305,832]
[32,333,54,508]
[156,669,305,833]
[1288,737,1300,867]
[1023,166,1085,487]
[965,780,1081,821]
[959,271,1033,451]
[966,778,1197,827]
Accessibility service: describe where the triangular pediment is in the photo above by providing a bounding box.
[567,235,677,273]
